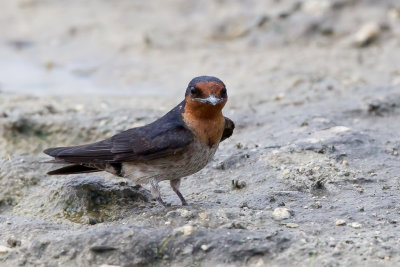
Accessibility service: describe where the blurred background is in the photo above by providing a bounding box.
[1,0,400,97]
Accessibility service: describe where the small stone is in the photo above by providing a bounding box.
[99,265,120,267]
[311,201,322,209]
[354,22,380,47]
[342,160,348,166]
[282,169,290,176]
[232,180,246,189]
[228,221,247,229]
[286,223,299,228]
[198,212,207,220]
[7,238,21,248]
[382,185,391,190]
[0,245,12,254]
[201,244,211,251]
[272,208,291,220]
[349,222,362,229]
[165,221,171,225]
[336,219,346,226]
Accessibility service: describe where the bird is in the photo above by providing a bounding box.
[43,76,235,206]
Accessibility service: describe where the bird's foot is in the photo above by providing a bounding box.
[179,194,188,206]
[155,197,170,207]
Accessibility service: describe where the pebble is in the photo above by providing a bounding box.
[7,238,21,247]
[349,222,362,229]
[286,223,299,228]
[198,212,207,220]
[354,22,380,47]
[311,201,322,209]
[336,219,346,226]
[201,244,211,251]
[232,180,246,189]
[272,208,291,220]
[0,245,11,254]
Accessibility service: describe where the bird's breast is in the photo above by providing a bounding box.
[182,113,225,147]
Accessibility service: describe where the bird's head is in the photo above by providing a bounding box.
[185,76,227,118]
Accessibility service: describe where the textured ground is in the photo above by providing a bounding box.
[1,0,400,266]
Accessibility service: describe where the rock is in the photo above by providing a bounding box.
[272,208,291,220]
[232,180,246,189]
[349,222,362,229]
[13,176,152,224]
[7,238,21,247]
[365,94,400,116]
[0,245,11,254]
[225,221,248,230]
[286,223,299,228]
[311,201,322,209]
[201,244,211,251]
[336,219,346,226]
[198,212,207,220]
[354,22,380,47]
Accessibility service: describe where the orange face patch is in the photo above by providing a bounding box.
[195,81,226,99]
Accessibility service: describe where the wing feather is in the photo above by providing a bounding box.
[220,117,235,142]
[44,101,194,164]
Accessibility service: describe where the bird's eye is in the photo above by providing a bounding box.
[221,88,227,97]
[190,87,197,95]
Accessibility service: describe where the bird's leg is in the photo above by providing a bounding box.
[170,179,188,206]
[150,178,167,207]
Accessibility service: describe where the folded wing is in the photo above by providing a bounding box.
[44,122,194,163]
[220,117,235,142]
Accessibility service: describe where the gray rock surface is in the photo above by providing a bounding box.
[1,0,400,266]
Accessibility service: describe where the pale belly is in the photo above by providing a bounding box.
[118,140,218,184]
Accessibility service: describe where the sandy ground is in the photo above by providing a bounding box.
[1,0,400,266]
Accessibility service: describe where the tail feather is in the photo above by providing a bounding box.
[44,147,75,157]
[47,165,100,175]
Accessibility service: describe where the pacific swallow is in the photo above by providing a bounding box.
[44,76,235,206]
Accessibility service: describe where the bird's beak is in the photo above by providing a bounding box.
[194,95,224,106]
